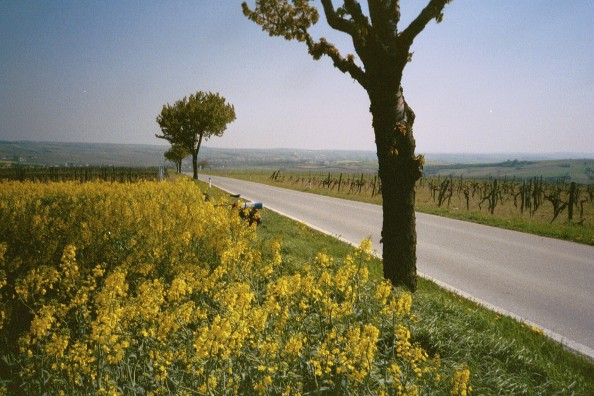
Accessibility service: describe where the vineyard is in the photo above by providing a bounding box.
[267,171,594,237]
[0,178,469,395]
[0,166,164,183]
[421,176,591,222]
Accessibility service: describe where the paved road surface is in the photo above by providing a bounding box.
[200,175,594,359]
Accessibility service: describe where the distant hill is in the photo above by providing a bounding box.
[424,159,594,184]
[423,152,594,164]
[0,141,168,167]
[0,141,379,169]
[1,140,592,183]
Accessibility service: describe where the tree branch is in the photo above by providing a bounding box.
[343,0,369,29]
[243,1,367,87]
[387,0,401,22]
[242,0,319,42]
[367,0,383,29]
[368,0,401,44]
[304,34,367,88]
[399,0,451,46]
[320,0,355,35]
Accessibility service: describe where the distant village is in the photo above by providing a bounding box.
[0,155,92,168]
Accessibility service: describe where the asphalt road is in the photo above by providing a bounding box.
[200,174,594,359]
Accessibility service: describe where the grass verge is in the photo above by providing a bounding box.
[199,179,594,395]
[200,179,594,395]
[255,207,594,394]
[197,179,594,394]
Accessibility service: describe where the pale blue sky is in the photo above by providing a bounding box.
[1,1,592,153]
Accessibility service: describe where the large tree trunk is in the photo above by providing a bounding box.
[371,86,423,291]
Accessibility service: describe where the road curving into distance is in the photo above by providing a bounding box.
[199,174,594,359]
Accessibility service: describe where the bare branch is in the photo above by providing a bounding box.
[399,0,451,46]
[320,0,355,35]
[368,0,401,43]
[367,0,383,28]
[344,0,370,29]
[388,0,401,24]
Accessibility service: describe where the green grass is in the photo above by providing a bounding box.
[416,204,594,245]
[412,281,594,395]
[253,208,594,394]
[206,170,594,245]
[196,178,594,394]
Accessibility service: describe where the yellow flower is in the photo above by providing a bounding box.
[284,333,306,357]
[253,375,273,395]
[313,252,333,269]
[374,279,393,305]
[44,332,69,358]
[0,178,463,394]
[451,367,471,396]
[30,305,56,340]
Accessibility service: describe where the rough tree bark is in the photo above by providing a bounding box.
[370,83,422,291]
[356,19,424,290]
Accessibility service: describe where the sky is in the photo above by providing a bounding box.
[0,0,592,154]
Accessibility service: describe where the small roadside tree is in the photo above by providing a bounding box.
[164,144,190,173]
[156,91,236,179]
[243,0,453,291]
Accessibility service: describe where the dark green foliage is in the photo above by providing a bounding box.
[164,144,190,173]
[156,91,236,179]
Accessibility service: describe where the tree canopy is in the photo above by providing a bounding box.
[156,91,236,179]
[164,144,190,173]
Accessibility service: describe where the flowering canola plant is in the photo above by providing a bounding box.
[0,179,468,395]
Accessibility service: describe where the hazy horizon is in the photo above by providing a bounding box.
[1,1,592,154]
[2,139,592,160]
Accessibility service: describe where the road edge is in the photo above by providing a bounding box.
[207,178,594,362]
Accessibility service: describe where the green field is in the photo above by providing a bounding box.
[424,159,594,184]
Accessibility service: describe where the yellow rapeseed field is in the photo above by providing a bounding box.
[0,179,468,395]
